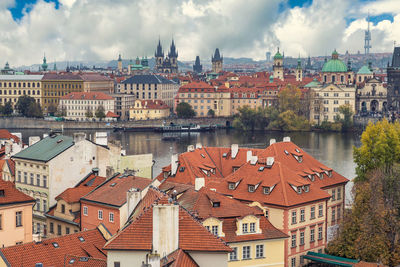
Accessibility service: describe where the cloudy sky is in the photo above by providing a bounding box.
[1,0,400,66]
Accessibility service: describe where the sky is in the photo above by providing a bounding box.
[1,0,400,67]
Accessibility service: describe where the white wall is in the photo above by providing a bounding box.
[107,250,148,267]
[189,251,228,267]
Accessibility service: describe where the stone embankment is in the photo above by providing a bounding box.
[0,117,233,130]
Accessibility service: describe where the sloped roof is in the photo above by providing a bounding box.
[0,227,108,267]
[61,92,114,100]
[42,73,83,81]
[0,129,20,143]
[79,73,113,82]
[106,111,119,118]
[122,74,175,84]
[12,134,74,162]
[161,249,199,267]
[357,65,373,75]
[64,255,107,267]
[0,179,35,206]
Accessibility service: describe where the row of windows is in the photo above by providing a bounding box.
[17,162,46,169]
[331,188,342,201]
[49,222,78,235]
[82,206,114,222]
[0,82,40,88]
[319,100,351,105]
[123,83,159,90]
[332,205,342,222]
[0,90,40,95]
[291,225,324,248]
[291,204,324,224]
[0,98,39,103]
[229,244,264,261]
[35,198,48,212]
[0,211,23,230]
[43,84,82,89]
[17,171,47,188]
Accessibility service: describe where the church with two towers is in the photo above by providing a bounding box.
[154,39,178,73]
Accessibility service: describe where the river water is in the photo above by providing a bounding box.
[12,129,361,205]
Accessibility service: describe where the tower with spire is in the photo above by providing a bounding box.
[273,48,284,81]
[42,53,48,72]
[193,56,202,73]
[364,13,372,55]
[168,39,178,73]
[117,54,122,73]
[296,56,302,82]
[154,38,178,73]
[211,48,223,73]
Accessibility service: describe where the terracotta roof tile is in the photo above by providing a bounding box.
[0,179,35,205]
[0,129,20,143]
[106,111,119,118]
[161,249,199,267]
[61,92,114,100]
[64,255,107,267]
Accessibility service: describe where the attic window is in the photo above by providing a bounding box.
[110,183,117,187]
[248,185,255,193]
[57,139,63,143]
[297,187,302,194]
[200,153,205,158]
[212,201,220,207]
[308,174,315,181]
[210,168,215,174]
[222,153,227,158]
[228,182,235,190]
[293,154,303,163]
[319,172,324,179]
[78,236,85,242]
[295,148,300,153]
[69,259,76,264]
[263,187,270,194]
[0,190,4,197]
[304,185,310,192]
[52,242,59,248]
[284,150,289,155]
[325,170,332,177]
[179,167,185,172]
[80,257,89,262]
[258,166,265,172]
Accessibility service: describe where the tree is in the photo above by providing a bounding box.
[47,104,57,116]
[85,106,93,118]
[176,102,195,118]
[278,84,302,115]
[3,101,13,116]
[336,104,353,131]
[95,105,106,120]
[233,106,258,131]
[16,96,42,117]
[207,109,215,117]
[57,105,66,117]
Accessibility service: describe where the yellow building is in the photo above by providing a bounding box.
[129,99,170,120]
[230,87,263,115]
[0,75,43,107]
[0,179,35,247]
[41,73,84,113]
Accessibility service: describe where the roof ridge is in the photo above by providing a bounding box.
[203,147,223,177]
[274,146,289,206]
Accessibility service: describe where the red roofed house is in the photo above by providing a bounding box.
[0,159,15,182]
[0,179,35,247]
[175,81,231,117]
[0,224,110,266]
[45,169,106,238]
[157,138,349,267]
[104,188,232,267]
[129,99,170,120]
[160,181,288,267]
[0,129,23,157]
[80,172,152,235]
[59,92,115,121]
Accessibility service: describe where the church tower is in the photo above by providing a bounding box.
[42,54,48,72]
[273,48,284,81]
[193,56,202,73]
[117,54,122,73]
[296,56,302,81]
[168,39,178,73]
[212,48,223,73]
[155,38,164,73]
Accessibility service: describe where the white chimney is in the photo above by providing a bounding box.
[266,157,275,168]
[95,132,108,146]
[29,136,40,146]
[246,150,252,162]
[171,154,179,176]
[152,204,179,258]
[11,132,22,143]
[5,143,11,155]
[231,144,239,159]
[127,188,141,218]
[270,139,276,145]
[43,133,48,138]
[187,145,195,152]
[73,132,86,143]
[250,155,258,165]
[195,177,205,191]
[195,143,202,149]
[283,136,291,142]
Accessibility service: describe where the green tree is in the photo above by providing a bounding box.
[85,106,93,118]
[47,104,57,116]
[207,109,215,117]
[335,104,353,131]
[233,106,258,131]
[16,96,42,117]
[278,84,302,114]
[95,105,106,120]
[3,101,13,116]
[176,102,195,118]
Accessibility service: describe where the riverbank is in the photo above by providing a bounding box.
[0,117,234,130]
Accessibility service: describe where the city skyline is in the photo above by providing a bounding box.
[1,0,400,66]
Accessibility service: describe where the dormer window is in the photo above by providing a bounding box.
[222,153,227,158]
[263,187,270,195]
[248,185,255,193]
[284,150,289,155]
[200,153,205,158]
[211,168,215,174]
[242,223,248,233]
[297,187,302,194]
[293,154,303,163]
[228,182,235,190]
[179,167,185,172]
[304,185,310,192]
[258,166,265,172]
[320,172,324,179]
[308,174,315,181]
[212,201,220,207]
[295,148,300,153]
[325,170,332,177]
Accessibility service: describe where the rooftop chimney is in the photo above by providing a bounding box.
[127,188,141,218]
[250,155,258,165]
[29,136,40,146]
[269,139,276,145]
[246,150,252,162]
[92,167,99,176]
[152,204,179,258]
[187,145,195,152]
[73,132,86,143]
[195,143,202,149]
[231,144,239,159]
[171,154,179,176]
[95,132,108,146]
[266,157,275,168]
[283,136,291,142]
[195,177,205,191]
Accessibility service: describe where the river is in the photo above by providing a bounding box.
[11,129,361,205]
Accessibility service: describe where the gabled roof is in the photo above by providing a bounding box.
[81,174,151,207]
[79,73,113,82]
[0,179,35,206]
[161,249,199,267]
[121,74,175,84]
[0,227,108,267]
[106,111,119,118]
[12,134,74,162]
[0,129,20,143]
[64,255,106,267]
[178,81,215,93]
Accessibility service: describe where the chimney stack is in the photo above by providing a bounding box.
[269,139,276,145]
[231,144,239,159]
[246,150,252,162]
[171,154,179,176]
[195,177,205,191]
[283,136,291,142]
[127,188,141,218]
[152,204,179,258]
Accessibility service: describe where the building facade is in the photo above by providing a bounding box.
[154,39,179,73]
[387,46,400,111]
[212,48,223,73]
[80,73,114,93]
[109,93,135,120]
[273,49,284,81]
[0,75,43,107]
[356,77,387,114]
[129,99,170,120]
[321,50,354,85]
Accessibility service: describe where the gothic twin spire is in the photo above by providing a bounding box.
[155,38,178,58]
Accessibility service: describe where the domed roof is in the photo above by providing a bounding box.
[357,65,372,75]
[274,49,283,60]
[322,50,347,72]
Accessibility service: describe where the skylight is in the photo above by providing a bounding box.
[52,242,59,248]
[78,236,85,242]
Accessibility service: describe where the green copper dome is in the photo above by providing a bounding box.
[357,65,372,75]
[322,50,347,73]
[274,48,283,60]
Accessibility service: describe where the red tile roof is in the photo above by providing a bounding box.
[0,227,108,266]
[79,73,113,82]
[61,92,114,100]
[0,179,34,206]
[81,174,151,207]
[64,255,107,267]
[161,249,199,267]
[42,73,83,81]
[0,129,20,143]
[136,100,170,110]
[106,111,119,118]
[179,81,215,93]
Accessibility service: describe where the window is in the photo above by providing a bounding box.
[83,206,88,216]
[36,174,40,186]
[291,211,297,224]
[50,222,54,233]
[43,175,47,188]
[310,228,315,242]
[36,223,40,234]
[61,204,65,214]
[205,226,210,231]
[319,204,323,217]
[229,247,238,260]
[263,187,270,194]
[332,208,336,222]
[43,200,47,212]
[109,212,114,222]
[242,223,248,233]
[228,182,235,190]
[212,225,218,236]
[17,171,21,182]
[300,231,305,245]
[300,209,305,222]
[332,189,336,201]
[291,233,297,248]
[250,222,255,233]
[248,185,255,192]
[337,206,341,220]
[318,226,323,240]
[57,224,62,235]
[0,214,2,230]
[16,211,22,227]
[114,262,121,267]
[98,210,103,220]
[30,173,34,185]
[310,206,315,219]
[66,227,70,234]
[256,244,264,258]
[291,257,296,267]
[24,172,27,183]
[334,100,339,104]
[337,187,341,200]
[242,246,251,259]
[36,198,40,211]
